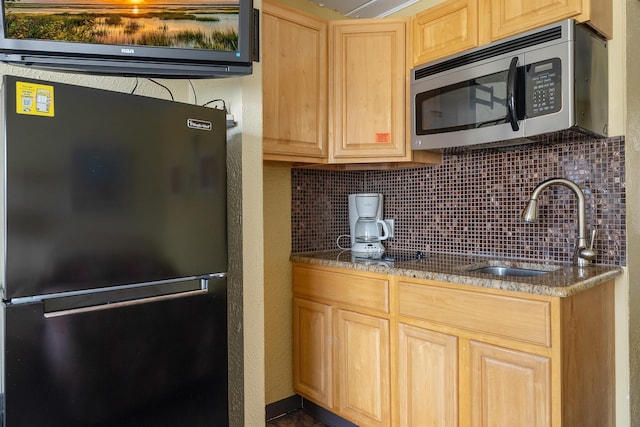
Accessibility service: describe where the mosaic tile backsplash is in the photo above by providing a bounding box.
[291,133,626,266]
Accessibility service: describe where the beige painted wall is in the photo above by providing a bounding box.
[608,0,633,425]
[624,0,639,424]
[263,163,294,403]
[239,6,266,421]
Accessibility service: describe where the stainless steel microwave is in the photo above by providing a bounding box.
[410,19,608,150]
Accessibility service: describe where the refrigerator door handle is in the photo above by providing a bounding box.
[33,275,224,318]
[44,288,208,318]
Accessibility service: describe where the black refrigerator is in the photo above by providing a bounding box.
[0,76,229,426]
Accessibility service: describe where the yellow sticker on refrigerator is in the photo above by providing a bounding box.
[15,81,54,117]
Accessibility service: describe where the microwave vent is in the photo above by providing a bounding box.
[414,25,562,81]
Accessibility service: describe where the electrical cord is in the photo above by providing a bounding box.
[130,77,139,95]
[130,78,227,112]
[147,78,174,101]
[202,98,226,110]
[188,79,197,105]
[336,234,351,250]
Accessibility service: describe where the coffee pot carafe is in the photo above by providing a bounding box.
[349,193,388,257]
[355,217,389,244]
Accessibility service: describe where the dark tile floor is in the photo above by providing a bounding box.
[266,410,328,427]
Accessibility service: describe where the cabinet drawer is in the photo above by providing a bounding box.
[293,266,390,313]
[398,281,551,347]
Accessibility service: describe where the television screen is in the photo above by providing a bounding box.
[0,0,254,77]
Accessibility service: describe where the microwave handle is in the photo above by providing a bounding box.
[507,57,520,131]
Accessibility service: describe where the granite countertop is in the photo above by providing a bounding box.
[290,250,623,297]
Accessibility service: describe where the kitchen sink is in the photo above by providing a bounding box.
[468,266,550,277]
[462,260,560,278]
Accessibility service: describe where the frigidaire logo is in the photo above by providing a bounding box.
[187,118,212,131]
[121,48,135,54]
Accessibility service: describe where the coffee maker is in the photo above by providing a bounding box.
[349,193,389,257]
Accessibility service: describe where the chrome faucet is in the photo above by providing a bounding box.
[521,178,597,267]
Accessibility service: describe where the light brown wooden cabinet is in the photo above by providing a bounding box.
[262,0,328,162]
[398,323,458,427]
[468,341,551,427]
[489,0,612,42]
[292,265,392,427]
[293,262,615,427]
[293,297,333,407]
[335,309,391,427]
[398,276,615,427]
[328,19,409,163]
[262,0,441,167]
[410,0,482,66]
[411,0,611,68]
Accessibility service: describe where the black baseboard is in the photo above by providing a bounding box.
[265,395,303,421]
[302,398,358,427]
[265,394,357,427]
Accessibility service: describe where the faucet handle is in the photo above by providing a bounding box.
[589,228,597,251]
[578,229,598,264]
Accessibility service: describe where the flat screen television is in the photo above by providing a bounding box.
[0,0,255,77]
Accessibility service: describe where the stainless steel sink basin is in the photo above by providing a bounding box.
[461,260,561,278]
[468,266,550,277]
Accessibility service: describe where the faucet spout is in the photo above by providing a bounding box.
[521,178,596,267]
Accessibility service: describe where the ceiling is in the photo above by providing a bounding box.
[306,0,420,18]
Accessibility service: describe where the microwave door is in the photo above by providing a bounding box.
[412,55,525,149]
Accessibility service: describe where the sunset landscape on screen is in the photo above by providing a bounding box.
[2,0,239,50]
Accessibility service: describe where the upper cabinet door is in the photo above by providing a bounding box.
[328,19,410,163]
[489,0,582,41]
[262,0,328,162]
[489,0,612,40]
[410,0,612,68]
[411,0,480,67]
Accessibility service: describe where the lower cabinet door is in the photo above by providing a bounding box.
[469,341,551,427]
[335,309,391,427]
[293,297,333,408]
[398,323,459,427]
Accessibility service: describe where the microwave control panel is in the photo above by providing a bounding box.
[525,58,562,117]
